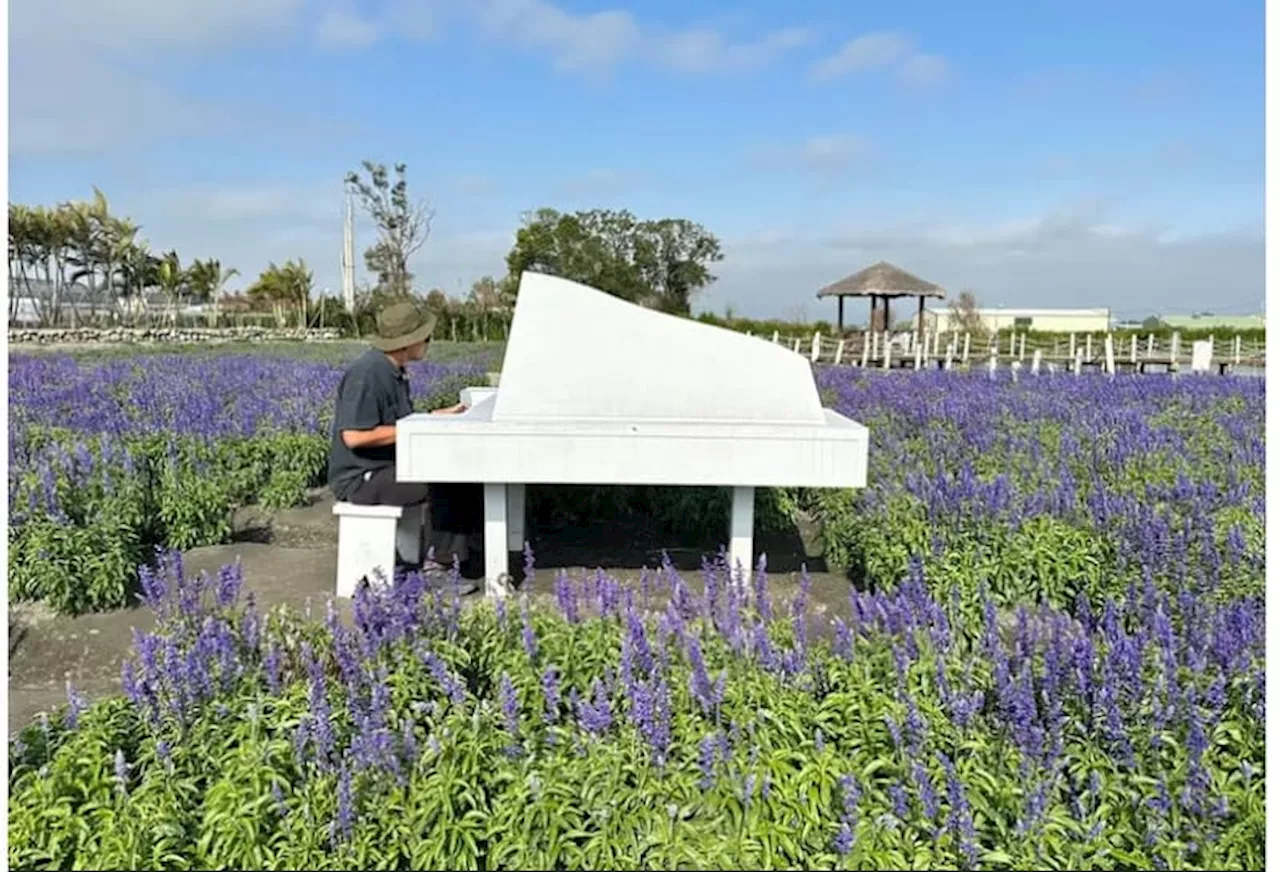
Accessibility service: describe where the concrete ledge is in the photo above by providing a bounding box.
[9,327,344,345]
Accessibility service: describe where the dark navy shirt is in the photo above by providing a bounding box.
[327,348,413,499]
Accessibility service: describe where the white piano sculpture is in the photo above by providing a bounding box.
[396,271,870,598]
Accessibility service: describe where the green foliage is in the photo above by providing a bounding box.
[7,578,1266,870]
[506,208,723,315]
[345,160,431,296]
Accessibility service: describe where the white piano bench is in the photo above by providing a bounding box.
[332,502,422,599]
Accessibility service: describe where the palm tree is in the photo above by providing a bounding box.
[184,258,240,325]
[155,250,186,326]
[247,259,312,327]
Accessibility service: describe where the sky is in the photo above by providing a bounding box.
[8,0,1265,321]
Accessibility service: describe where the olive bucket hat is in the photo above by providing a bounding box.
[371,300,437,351]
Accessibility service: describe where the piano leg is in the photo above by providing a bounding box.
[729,485,755,587]
[483,483,512,598]
[506,484,526,552]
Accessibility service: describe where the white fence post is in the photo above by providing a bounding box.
[834,339,845,365]
[810,332,821,362]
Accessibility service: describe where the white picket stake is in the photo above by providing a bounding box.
[1234,335,1242,366]
[1130,334,1138,363]
[1085,333,1093,362]
[1104,334,1116,375]
[1031,348,1043,374]
[1069,333,1076,360]
[962,333,971,363]
[834,339,845,365]
[861,332,871,368]
[1018,333,1026,361]
[810,332,821,362]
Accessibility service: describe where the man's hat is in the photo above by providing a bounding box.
[371,300,437,351]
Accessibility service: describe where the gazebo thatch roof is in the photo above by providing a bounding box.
[815,261,945,299]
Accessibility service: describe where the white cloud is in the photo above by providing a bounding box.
[745,133,869,176]
[799,135,866,171]
[698,205,1263,320]
[897,53,949,88]
[810,31,910,79]
[555,168,642,195]
[316,8,383,48]
[811,30,948,87]
[10,0,304,53]
[652,26,813,74]
[8,0,336,155]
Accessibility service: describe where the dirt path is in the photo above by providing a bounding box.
[8,490,848,737]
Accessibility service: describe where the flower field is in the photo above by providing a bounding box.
[8,352,489,613]
[7,355,1266,870]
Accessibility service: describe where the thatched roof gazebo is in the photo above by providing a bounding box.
[816,260,945,339]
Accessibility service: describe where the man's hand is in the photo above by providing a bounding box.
[430,402,469,415]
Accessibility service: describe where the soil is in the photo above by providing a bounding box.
[8,488,852,737]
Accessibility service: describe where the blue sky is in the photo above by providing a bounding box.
[10,0,1264,320]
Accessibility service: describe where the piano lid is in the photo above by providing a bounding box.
[490,272,828,425]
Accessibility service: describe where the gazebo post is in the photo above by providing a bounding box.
[838,296,844,333]
[815,262,945,348]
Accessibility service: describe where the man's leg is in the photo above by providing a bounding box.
[345,465,430,508]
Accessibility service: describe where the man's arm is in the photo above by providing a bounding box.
[341,424,397,448]
[335,375,396,448]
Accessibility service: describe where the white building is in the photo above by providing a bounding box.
[924,307,1111,333]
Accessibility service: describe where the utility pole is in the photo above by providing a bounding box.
[341,192,356,312]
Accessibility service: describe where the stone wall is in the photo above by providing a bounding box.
[10,327,346,345]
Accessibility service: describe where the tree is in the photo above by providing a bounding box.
[246,259,313,326]
[344,161,433,296]
[424,288,448,313]
[947,289,988,337]
[155,250,187,325]
[504,208,722,315]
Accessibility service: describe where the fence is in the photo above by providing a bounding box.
[749,329,1266,374]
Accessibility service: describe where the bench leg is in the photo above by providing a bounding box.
[336,514,399,599]
[729,485,755,587]
[483,483,511,598]
[506,484,526,552]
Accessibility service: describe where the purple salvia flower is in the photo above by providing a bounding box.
[521,599,538,661]
[541,665,561,724]
[522,541,535,586]
[889,782,909,818]
[697,734,717,788]
[336,762,355,841]
[64,680,87,729]
[499,673,520,735]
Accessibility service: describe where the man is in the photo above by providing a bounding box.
[327,299,478,591]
